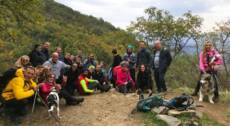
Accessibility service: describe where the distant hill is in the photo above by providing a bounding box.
[0,0,135,72]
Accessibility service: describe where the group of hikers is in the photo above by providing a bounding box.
[0,40,223,125]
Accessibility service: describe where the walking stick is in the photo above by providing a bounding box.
[32,89,38,113]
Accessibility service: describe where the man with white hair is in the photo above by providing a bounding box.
[151,40,172,93]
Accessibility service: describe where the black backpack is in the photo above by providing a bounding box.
[0,68,17,94]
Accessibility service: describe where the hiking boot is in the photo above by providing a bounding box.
[75,97,84,104]
[66,100,78,105]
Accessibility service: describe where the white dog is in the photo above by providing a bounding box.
[47,87,60,118]
[199,74,215,104]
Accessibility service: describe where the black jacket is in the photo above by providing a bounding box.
[41,48,49,61]
[136,70,152,90]
[29,50,46,67]
[112,54,122,68]
[137,48,151,67]
[151,48,172,72]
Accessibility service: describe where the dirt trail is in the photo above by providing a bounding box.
[1,90,229,126]
[21,89,143,126]
[197,102,230,126]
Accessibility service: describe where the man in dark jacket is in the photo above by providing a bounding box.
[151,40,172,93]
[136,41,151,68]
[41,42,50,61]
[112,48,122,68]
[29,44,46,67]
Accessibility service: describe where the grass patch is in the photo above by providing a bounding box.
[199,114,223,126]
[176,113,224,126]
[219,91,230,103]
[142,112,168,126]
[142,111,223,126]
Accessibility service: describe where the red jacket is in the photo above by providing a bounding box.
[115,68,135,87]
[39,83,53,103]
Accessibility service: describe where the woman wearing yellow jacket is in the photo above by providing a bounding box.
[1,67,37,124]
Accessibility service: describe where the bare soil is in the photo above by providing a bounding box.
[1,89,229,126]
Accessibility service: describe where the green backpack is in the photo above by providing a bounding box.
[136,95,164,112]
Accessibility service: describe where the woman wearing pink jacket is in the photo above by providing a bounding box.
[192,41,223,101]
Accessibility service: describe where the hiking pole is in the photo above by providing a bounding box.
[32,89,38,113]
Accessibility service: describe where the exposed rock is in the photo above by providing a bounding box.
[184,118,200,126]
[168,109,196,117]
[156,114,181,126]
[195,111,203,119]
[151,106,169,114]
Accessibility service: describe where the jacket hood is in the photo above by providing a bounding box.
[15,68,24,78]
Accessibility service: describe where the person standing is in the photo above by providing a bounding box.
[29,44,46,67]
[41,42,50,61]
[192,41,223,101]
[151,40,172,93]
[123,45,136,81]
[112,48,122,68]
[136,41,151,69]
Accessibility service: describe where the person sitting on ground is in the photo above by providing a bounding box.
[92,64,111,92]
[192,41,223,101]
[87,65,95,79]
[111,48,122,87]
[83,53,97,69]
[39,73,62,103]
[115,61,135,94]
[76,69,107,95]
[43,53,83,105]
[15,55,31,68]
[136,64,153,95]
[1,67,37,124]
[29,44,46,67]
[63,63,82,95]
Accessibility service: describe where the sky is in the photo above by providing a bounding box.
[55,0,230,32]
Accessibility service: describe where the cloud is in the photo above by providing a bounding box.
[55,0,230,31]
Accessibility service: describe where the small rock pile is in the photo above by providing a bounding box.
[151,106,203,126]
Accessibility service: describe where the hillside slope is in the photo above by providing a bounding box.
[0,0,135,72]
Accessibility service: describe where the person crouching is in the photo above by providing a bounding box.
[1,67,37,124]
[136,64,153,95]
[115,61,135,94]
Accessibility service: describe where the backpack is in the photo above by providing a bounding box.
[163,93,194,111]
[136,95,164,112]
[0,68,17,94]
